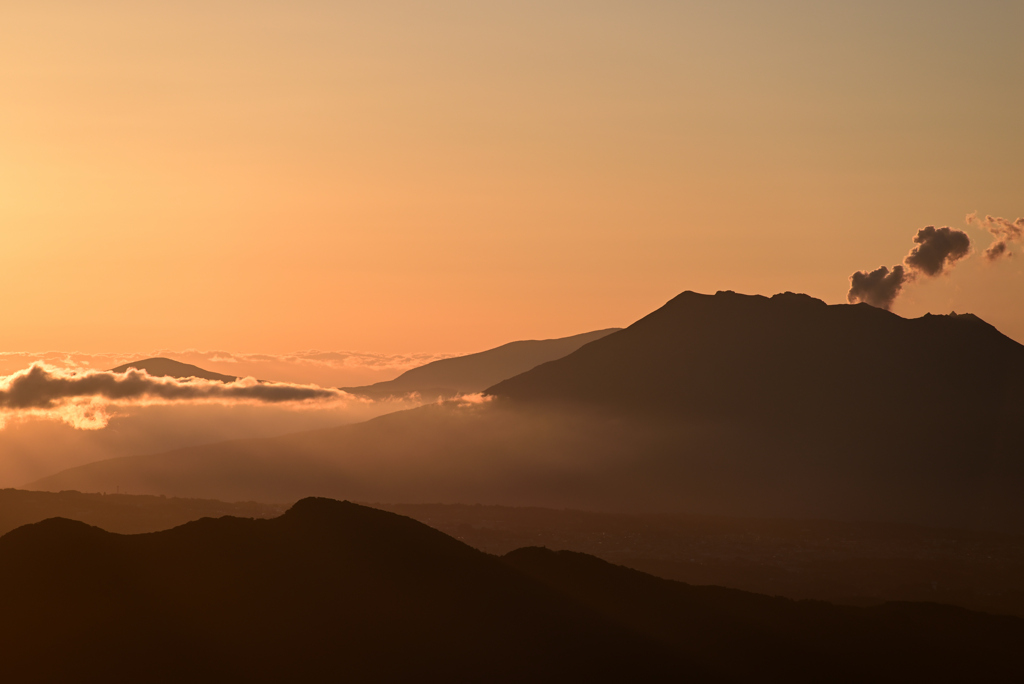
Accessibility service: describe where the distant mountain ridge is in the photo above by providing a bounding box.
[341,328,620,400]
[108,329,623,398]
[110,357,239,383]
[0,488,284,536]
[1,498,1021,682]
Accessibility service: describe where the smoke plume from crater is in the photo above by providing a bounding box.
[848,226,972,309]
[848,265,908,310]
[966,213,1024,261]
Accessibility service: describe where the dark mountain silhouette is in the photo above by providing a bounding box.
[484,290,1024,528]
[504,546,1024,682]
[380,502,1024,619]
[1,499,1021,682]
[31,291,1024,531]
[0,488,284,536]
[488,290,1024,420]
[341,328,620,400]
[110,357,239,382]
[5,487,1021,618]
[0,498,688,682]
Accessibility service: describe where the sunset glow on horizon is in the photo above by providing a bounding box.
[3,0,1022,354]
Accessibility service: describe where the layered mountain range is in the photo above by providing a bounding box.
[11,291,1024,680]
[30,291,1024,530]
[2,332,610,488]
[3,498,1020,682]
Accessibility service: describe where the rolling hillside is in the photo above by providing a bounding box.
[2,498,1021,682]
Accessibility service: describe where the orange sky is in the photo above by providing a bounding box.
[2,1,1022,354]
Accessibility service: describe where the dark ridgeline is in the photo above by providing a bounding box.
[340,328,621,400]
[6,490,1023,618]
[379,502,1024,619]
[0,488,285,536]
[0,499,684,683]
[109,357,239,383]
[30,291,1024,531]
[1,499,1021,683]
[506,546,1024,683]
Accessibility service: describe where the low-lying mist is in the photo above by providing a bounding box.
[0,363,424,487]
[0,400,424,488]
[28,396,1024,532]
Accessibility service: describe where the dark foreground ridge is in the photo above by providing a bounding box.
[1,498,1021,682]
[379,501,1024,619]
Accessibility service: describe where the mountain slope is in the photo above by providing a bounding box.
[0,499,690,683]
[110,357,239,382]
[32,291,1024,530]
[6,489,1024,618]
[488,290,1024,422]
[505,546,1024,682]
[1,499,1021,682]
[379,502,1024,619]
[341,328,620,399]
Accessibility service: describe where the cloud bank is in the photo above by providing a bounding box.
[0,349,456,388]
[0,364,355,430]
[848,225,972,309]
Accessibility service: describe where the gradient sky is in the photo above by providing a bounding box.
[2,0,1022,354]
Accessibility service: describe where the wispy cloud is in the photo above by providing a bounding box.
[449,393,494,407]
[966,213,1024,261]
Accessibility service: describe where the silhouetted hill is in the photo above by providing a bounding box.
[12,489,1022,618]
[0,498,688,682]
[341,328,620,400]
[32,292,1024,531]
[0,488,284,536]
[110,357,238,382]
[12,488,1019,620]
[380,502,1024,618]
[504,546,1024,682]
[1,499,1021,682]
